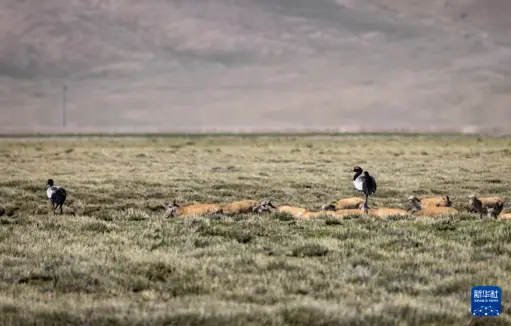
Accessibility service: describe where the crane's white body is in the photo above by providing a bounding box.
[353,177,364,192]
[47,187,57,199]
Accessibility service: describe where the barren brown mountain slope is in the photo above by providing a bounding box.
[1,0,510,133]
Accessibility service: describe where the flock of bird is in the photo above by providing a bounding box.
[42,166,511,221]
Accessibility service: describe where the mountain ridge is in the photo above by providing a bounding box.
[1,0,510,132]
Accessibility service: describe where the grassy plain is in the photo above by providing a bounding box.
[0,134,511,325]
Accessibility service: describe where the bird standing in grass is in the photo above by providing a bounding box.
[46,179,67,215]
[352,166,377,213]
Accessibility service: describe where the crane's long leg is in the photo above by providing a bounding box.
[364,193,369,214]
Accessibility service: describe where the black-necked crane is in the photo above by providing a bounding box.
[46,178,67,215]
[352,166,377,213]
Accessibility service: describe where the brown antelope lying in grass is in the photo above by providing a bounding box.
[408,196,458,216]
[367,207,409,218]
[329,209,366,217]
[253,200,346,220]
[468,194,504,219]
[252,199,306,218]
[274,205,308,219]
[321,197,365,210]
[299,210,354,220]
[408,195,452,208]
[323,201,409,218]
[220,199,271,215]
[165,201,223,218]
[340,203,408,218]
[499,212,511,220]
[323,205,408,219]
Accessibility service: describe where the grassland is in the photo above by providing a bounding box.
[0,134,511,325]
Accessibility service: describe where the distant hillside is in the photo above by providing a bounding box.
[1,0,511,133]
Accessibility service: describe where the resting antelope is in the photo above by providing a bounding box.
[221,199,271,215]
[300,210,351,220]
[251,199,302,215]
[408,196,458,216]
[468,194,504,219]
[321,197,365,210]
[408,195,452,208]
[252,200,315,219]
[368,207,409,218]
[165,201,223,218]
[327,208,366,217]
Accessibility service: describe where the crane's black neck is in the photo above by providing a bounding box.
[353,170,362,181]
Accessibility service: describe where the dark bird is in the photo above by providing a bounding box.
[352,166,377,212]
[46,179,67,215]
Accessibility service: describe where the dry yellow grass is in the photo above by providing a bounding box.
[0,134,510,325]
